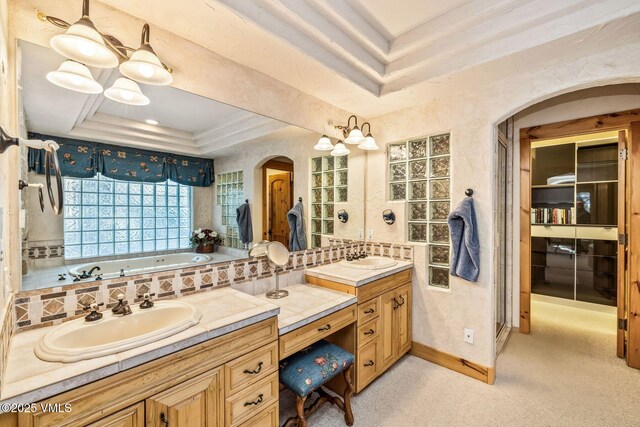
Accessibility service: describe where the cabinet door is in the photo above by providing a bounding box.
[379,293,396,369]
[394,283,412,357]
[86,402,144,427]
[146,367,224,427]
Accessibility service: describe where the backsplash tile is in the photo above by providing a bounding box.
[13,242,367,331]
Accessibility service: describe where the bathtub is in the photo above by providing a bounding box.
[68,252,215,279]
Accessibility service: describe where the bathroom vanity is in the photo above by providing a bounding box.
[305,261,413,392]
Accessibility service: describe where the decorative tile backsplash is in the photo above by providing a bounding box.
[216,171,245,249]
[13,242,365,331]
[388,133,451,288]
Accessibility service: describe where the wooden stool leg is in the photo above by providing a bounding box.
[296,395,308,427]
[342,364,354,426]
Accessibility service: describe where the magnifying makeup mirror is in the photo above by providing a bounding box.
[249,240,290,299]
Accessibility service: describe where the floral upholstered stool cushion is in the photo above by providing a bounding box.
[280,340,355,427]
[280,339,355,397]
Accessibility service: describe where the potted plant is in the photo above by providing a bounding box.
[190,228,223,253]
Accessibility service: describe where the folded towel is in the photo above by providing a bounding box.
[287,202,307,251]
[236,202,253,244]
[447,196,480,282]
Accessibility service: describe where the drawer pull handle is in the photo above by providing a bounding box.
[160,413,169,426]
[243,361,264,375]
[318,324,332,331]
[364,360,375,367]
[364,329,375,335]
[244,393,264,406]
[364,308,375,314]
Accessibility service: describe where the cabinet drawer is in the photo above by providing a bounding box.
[358,298,379,323]
[357,317,380,347]
[356,339,379,390]
[226,373,279,426]
[357,269,412,303]
[279,305,357,359]
[226,341,278,396]
[239,403,278,427]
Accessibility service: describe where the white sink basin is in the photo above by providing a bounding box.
[35,301,202,363]
[339,256,398,270]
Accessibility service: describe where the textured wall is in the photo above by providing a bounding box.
[366,37,640,367]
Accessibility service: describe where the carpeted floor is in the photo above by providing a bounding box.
[279,298,640,426]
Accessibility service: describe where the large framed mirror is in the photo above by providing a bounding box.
[18,40,365,292]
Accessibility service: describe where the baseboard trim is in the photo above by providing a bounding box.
[410,341,495,385]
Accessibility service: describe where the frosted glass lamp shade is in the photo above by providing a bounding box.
[119,46,173,85]
[358,134,379,150]
[46,60,103,94]
[314,135,334,151]
[345,126,365,144]
[104,78,150,106]
[330,141,350,156]
[50,19,119,68]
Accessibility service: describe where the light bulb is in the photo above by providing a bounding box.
[138,63,154,78]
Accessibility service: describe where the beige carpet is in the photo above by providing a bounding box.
[279,298,640,426]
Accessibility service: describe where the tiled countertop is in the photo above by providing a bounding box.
[256,284,357,335]
[0,288,279,406]
[304,259,413,287]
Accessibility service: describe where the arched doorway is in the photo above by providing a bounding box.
[261,157,294,248]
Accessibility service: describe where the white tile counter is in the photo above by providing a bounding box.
[256,284,357,335]
[0,287,279,406]
[304,259,413,287]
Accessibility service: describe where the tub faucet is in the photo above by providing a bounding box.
[84,266,101,277]
[112,293,132,316]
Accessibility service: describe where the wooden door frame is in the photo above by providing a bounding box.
[261,159,294,241]
[519,108,640,368]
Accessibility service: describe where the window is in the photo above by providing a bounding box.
[216,171,245,249]
[310,155,348,248]
[388,133,451,288]
[63,174,192,260]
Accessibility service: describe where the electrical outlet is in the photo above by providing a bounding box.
[367,228,374,239]
[464,328,474,344]
[358,229,364,240]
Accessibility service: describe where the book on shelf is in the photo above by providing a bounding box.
[531,207,575,225]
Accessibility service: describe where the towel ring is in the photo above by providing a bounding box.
[382,209,395,225]
[337,209,349,223]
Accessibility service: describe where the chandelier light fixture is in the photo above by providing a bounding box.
[38,0,173,105]
[314,115,378,154]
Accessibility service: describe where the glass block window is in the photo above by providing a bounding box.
[388,133,451,288]
[216,171,245,249]
[63,174,192,260]
[310,155,348,248]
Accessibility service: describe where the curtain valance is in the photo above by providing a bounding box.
[27,133,214,187]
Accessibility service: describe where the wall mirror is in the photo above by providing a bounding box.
[18,40,365,292]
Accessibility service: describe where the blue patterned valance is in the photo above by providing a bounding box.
[27,133,214,187]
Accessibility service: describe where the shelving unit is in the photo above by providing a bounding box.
[530,139,618,306]
[310,155,348,248]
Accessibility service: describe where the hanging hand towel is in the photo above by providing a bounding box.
[447,196,480,282]
[287,202,307,251]
[236,202,253,245]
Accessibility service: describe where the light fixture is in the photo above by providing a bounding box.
[314,134,334,151]
[337,115,365,145]
[38,0,173,105]
[120,24,173,85]
[330,141,350,157]
[331,115,379,152]
[145,119,159,125]
[104,78,150,106]
[357,122,379,150]
[48,1,119,68]
[46,60,103,94]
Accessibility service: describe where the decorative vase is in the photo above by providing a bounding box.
[196,243,215,253]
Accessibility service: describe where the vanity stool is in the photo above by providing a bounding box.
[279,340,355,427]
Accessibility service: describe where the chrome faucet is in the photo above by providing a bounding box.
[111,293,133,316]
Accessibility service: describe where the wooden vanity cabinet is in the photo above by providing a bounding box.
[306,269,412,392]
[13,318,279,427]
